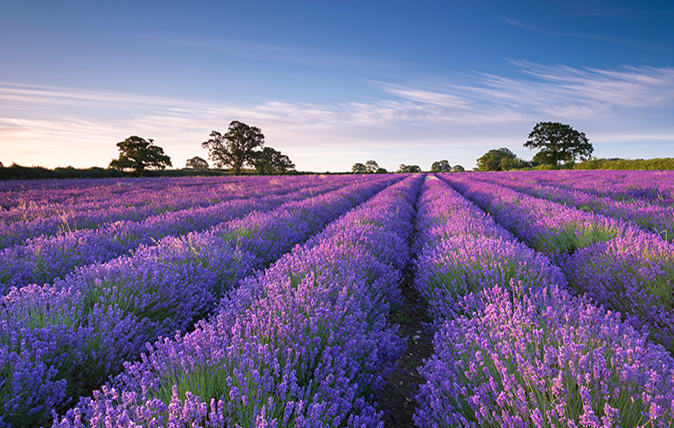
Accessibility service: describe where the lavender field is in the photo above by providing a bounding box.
[2,171,674,428]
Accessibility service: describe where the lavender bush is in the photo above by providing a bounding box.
[0,176,364,294]
[0,175,361,249]
[413,175,674,427]
[441,173,674,356]
[564,233,674,353]
[472,171,674,242]
[1,176,397,427]
[53,175,422,427]
[415,284,674,428]
[440,173,645,260]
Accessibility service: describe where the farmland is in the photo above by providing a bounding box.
[1,171,674,427]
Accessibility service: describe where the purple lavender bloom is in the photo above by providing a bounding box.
[564,233,674,353]
[0,175,366,294]
[470,171,674,242]
[54,175,422,428]
[2,175,398,427]
[412,174,674,427]
[440,173,647,260]
[415,284,674,428]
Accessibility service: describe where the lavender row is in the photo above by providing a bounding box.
[0,176,362,294]
[1,175,399,428]
[439,173,649,260]
[473,171,674,242]
[0,176,263,212]
[499,169,674,207]
[0,176,236,217]
[412,176,674,427]
[53,175,422,428]
[0,175,361,248]
[441,173,674,355]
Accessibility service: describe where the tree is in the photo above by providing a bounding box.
[524,122,593,166]
[376,167,388,174]
[452,164,465,172]
[185,156,209,170]
[476,147,518,171]
[109,136,172,175]
[398,164,421,173]
[352,162,367,174]
[202,121,264,174]
[431,160,452,172]
[365,160,379,174]
[253,147,295,174]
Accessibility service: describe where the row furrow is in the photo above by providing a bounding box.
[472,171,674,241]
[1,175,400,427]
[412,176,674,427]
[0,176,365,294]
[496,169,674,207]
[440,173,674,354]
[52,175,422,427]
[0,176,362,249]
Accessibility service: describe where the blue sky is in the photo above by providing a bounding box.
[1,0,673,172]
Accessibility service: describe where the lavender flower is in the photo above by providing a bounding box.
[54,175,422,427]
[413,174,674,427]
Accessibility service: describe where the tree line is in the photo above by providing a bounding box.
[350,160,465,174]
[476,122,594,171]
[352,122,594,174]
[4,121,672,180]
[112,121,593,176]
[109,121,295,176]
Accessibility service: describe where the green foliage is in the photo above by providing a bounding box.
[535,223,619,258]
[452,164,465,172]
[109,136,172,176]
[202,121,265,175]
[476,148,519,171]
[365,160,379,174]
[352,160,384,174]
[398,164,421,173]
[351,162,367,174]
[252,147,295,174]
[525,122,593,166]
[574,157,674,170]
[430,159,452,172]
[185,156,209,170]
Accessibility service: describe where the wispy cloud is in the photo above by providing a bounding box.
[503,18,667,51]
[2,62,674,170]
[475,62,674,114]
[149,34,414,72]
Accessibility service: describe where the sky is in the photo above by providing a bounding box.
[1,0,673,172]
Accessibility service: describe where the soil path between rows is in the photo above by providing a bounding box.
[379,266,434,427]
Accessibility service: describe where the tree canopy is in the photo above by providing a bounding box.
[365,160,379,174]
[202,121,264,174]
[109,136,172,175]
[476,148,519,171]
[253,147,295,174]
[431,159,452,172]
[351,162,367,174]
[185,156,209,170]
[398,164,421,173]
[525,122,593,166]
[452,164,465,172]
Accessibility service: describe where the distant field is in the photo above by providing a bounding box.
[2,171,674,427]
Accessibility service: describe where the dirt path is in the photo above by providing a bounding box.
[379,266,434,427]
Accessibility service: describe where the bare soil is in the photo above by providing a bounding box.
[379,266,434,427]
